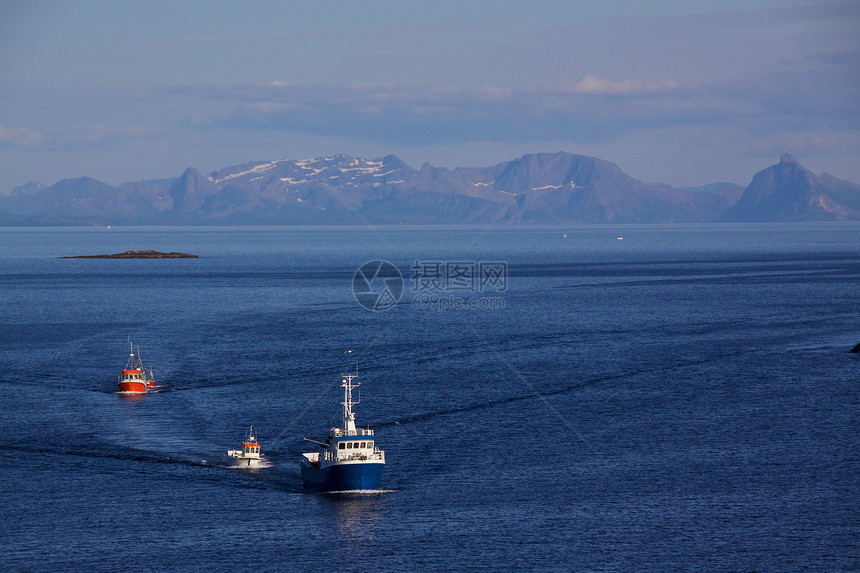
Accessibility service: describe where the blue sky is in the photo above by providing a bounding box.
[1,0,858,193]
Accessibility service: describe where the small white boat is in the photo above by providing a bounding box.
[227,426,263,468]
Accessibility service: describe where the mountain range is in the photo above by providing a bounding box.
[2,152,858,225]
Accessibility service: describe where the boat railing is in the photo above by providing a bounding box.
[312,447,384,463]
[334,450,384,462]
[330,427,375,437]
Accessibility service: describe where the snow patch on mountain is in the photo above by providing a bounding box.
[211,161,278,184]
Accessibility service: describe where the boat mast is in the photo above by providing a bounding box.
[341,372,360,434]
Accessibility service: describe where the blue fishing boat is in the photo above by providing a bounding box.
[300,371,385,491]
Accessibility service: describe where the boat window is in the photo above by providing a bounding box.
[360,442,366,448]
[347,442,353,449]
[338,443,345,450]
[367,442,373,449]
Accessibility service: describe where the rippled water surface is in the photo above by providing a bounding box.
[1,224,858,571]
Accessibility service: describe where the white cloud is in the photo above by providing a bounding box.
[256,101,296,113]
[747,133,840,159]
[570,75,679,95]
[0,123,45,147]
[645,79,680,92]
[65,124,165,144]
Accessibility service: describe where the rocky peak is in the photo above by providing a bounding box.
[169,167,219,213]
[722,154,860,221]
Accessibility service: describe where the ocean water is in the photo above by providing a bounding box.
[0,224,858,572]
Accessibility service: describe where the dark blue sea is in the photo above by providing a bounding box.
[1,224,858,572]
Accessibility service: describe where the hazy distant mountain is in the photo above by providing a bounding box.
[722,154,860,221]
[1,152,856,225]
[10,181,45,196]
[0,176,172,225]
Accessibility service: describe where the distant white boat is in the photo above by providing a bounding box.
[227,426,263,468]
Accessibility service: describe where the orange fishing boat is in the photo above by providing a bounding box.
[227,426,263,468]
[117,343,155,393]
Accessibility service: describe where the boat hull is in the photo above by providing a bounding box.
[227,451,262,468]
[301,461,384,492]
[118,381,148,393]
